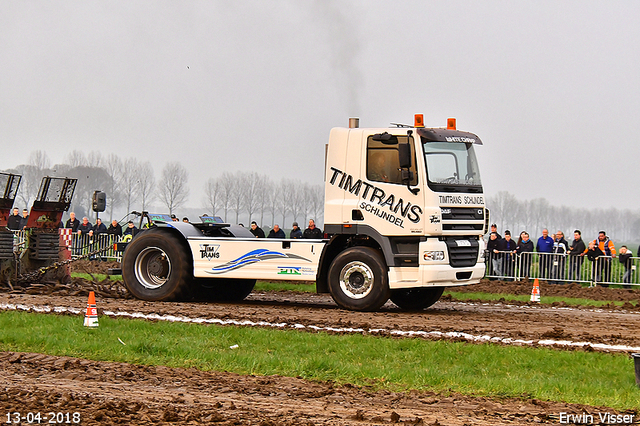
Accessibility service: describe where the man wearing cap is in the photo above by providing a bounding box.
[490,223,502,240]
[290,221,302,239]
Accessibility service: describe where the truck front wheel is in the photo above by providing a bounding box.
[328,247,390,311]
[390,287,444,310]
[122,230,192,301]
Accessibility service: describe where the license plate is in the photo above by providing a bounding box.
[455,240,471,247]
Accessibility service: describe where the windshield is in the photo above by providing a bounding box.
[422,140,482,193]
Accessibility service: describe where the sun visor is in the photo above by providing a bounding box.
[417,128,482,145]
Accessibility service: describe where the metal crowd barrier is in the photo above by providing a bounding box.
[70,233,122,261]
[485,251,639,287]
[8,230,122,262]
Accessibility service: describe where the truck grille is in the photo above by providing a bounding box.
[444,238,479,268]
[441,207,484,220]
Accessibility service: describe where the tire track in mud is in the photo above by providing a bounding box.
[2,291,640,353]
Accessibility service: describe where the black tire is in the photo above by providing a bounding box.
[328,247,390,311]
[193,278,256,302]
[122,230,192,301]
[390,287,445,310]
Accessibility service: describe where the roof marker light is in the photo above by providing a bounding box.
[447,118,456,130]
[414,114,424,128]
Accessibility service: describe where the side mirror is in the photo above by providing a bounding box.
[398,142,411,169]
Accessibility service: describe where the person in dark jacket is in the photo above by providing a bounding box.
[107,220,123,238]
[267,224,285,239]
[516,231,534,278]
[290,221,302,239]
[250,221,265,238]
[618,246,633,289]
[89,218,107,236]
[123,221,138,238]
[65,212,80,232]
[19,209,29,230]
[586,240,605,284]
[6,208,21,230]
[498,230,517,280]
[486,232,502,278]
[77,217,92,235]
[566,230,586,282]
[536,229,554,280]
[302,219,323,239]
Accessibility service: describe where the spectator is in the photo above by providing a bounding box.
[551,231,569,284]
[516,231,534,279]
[107,220,123,237]
[77,217,93,235]
[65,212,80,232]
[89,218,107,237]
[499,230,517,280]
[250,221,265,238]
[267,224,285,239]
[6,208,21,230]
[566,230,586,282]
[171,214,178,222]
[486,232,502,278]
[183,217,189,223]
[618,246,633,290]
[592,231,616,286]
[490,223,502,240]
[290,221,302,239]
[536,229,554,280]
[123,221,138,238]
[586,240,605,284]
[303,219,323,239]
[19,209,29,230]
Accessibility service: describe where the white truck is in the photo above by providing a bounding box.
[121,115,488,311]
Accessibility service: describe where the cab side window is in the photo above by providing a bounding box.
[366,136,417,185]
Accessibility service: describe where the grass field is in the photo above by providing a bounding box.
[0,310,638,410]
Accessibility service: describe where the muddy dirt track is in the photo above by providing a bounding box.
[1,277,639,424]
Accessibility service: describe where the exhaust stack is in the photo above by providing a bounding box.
[348,117,359,128]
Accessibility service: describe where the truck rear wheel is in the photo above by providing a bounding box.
[390,287,444,310]
[193,278,256,302]
[328,247,390,311]
[122,230,191,301]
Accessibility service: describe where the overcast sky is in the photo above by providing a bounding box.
[2,1,639,211]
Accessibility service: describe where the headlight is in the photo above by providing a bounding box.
[423,251,445,261]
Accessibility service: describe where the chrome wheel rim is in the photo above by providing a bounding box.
[339,261,374,299]
[134,246,171,289]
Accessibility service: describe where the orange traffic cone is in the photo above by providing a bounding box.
[83,291,99,327]
[530,279,541,303]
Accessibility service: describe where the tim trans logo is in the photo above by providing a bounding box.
[277,266,302,275]
[200,244,220,260]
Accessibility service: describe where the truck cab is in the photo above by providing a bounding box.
[318,116,487,309]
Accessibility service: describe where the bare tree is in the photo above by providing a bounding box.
[120,158,140,214]
[65,150,87,168]
[228,172,243,224]
[158,162,189,215]
[219,172,235,222]
[28,150,51,170]
[103,154,123,221]
[257,177,271,226]
[86,151,103,168]
[138,161,156,211]
[203,177,222,216]
[242,172,263,223]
